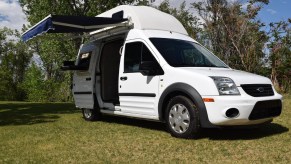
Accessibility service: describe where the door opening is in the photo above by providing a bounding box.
[100,39,124,104]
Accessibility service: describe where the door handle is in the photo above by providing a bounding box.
[120,76,127,81]
[86,77,91,81]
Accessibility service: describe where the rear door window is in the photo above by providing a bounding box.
[78,52,92,69]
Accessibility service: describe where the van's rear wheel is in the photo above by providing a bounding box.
[165,96,200,138]
[82,109,101,121]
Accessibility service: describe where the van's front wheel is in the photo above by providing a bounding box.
[82,109,101,121]
[166,96,200,138]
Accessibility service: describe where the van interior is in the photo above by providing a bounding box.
[99,38,124,105]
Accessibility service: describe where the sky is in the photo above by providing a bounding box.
[0,0,26,30]
[257,0,290,25]
[0,0,290,32]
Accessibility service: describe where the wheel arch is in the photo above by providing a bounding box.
[158,83,215,128]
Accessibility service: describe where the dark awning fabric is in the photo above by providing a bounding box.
[22,14,128,42]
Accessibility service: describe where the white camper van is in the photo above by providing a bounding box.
[22,5,282,138]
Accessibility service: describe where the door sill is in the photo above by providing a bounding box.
[100,110,159,121]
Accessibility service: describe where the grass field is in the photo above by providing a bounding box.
[0,96,290,163]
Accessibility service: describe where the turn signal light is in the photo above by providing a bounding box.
[203,98,214,102]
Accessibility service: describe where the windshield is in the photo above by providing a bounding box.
[150,38,228,68]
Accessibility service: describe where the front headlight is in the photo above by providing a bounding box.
[210,76,240,95]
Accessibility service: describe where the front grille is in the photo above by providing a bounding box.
[241,84,274,97]
[249,100,282,120]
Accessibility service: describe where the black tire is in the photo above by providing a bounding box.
[165,95,200,138]
[82,108,101,121]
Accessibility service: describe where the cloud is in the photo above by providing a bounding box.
[266,8,277,15]
[151,0,199,9]
[150,0,204,25]
[150,0,201,15]
[0,0,28,31]
[241,2,250,10]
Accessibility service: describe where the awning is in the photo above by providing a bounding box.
[22,12,128,42]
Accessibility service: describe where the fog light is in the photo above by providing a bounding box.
[225,108,239,118]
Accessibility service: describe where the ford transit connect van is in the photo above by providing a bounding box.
[22,5,282,138]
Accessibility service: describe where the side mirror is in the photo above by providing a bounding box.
[61,60,88,71]
[139,61,164,76]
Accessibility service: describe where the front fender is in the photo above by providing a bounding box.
[158,83,216,128]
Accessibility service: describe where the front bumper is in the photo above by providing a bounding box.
[203,87,283,126]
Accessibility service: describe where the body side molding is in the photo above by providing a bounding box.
[74,91,93,95]
[119,93,156,97]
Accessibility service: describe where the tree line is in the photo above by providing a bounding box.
[0,0,290,102]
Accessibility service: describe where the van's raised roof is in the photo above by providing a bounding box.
[96,5,188,35]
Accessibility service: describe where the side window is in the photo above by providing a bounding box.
[142,44,155,62]
[124,42,158,73]
[124,42,142,73]
[78,52,92,69]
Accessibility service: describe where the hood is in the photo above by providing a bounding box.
[177,67,272,86]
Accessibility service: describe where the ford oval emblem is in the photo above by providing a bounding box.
[256,87,264,92]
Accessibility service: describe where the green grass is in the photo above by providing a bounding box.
[0,97,290,163]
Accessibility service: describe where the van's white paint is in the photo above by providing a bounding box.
[96,5,188,35]
[71,5,282,126]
